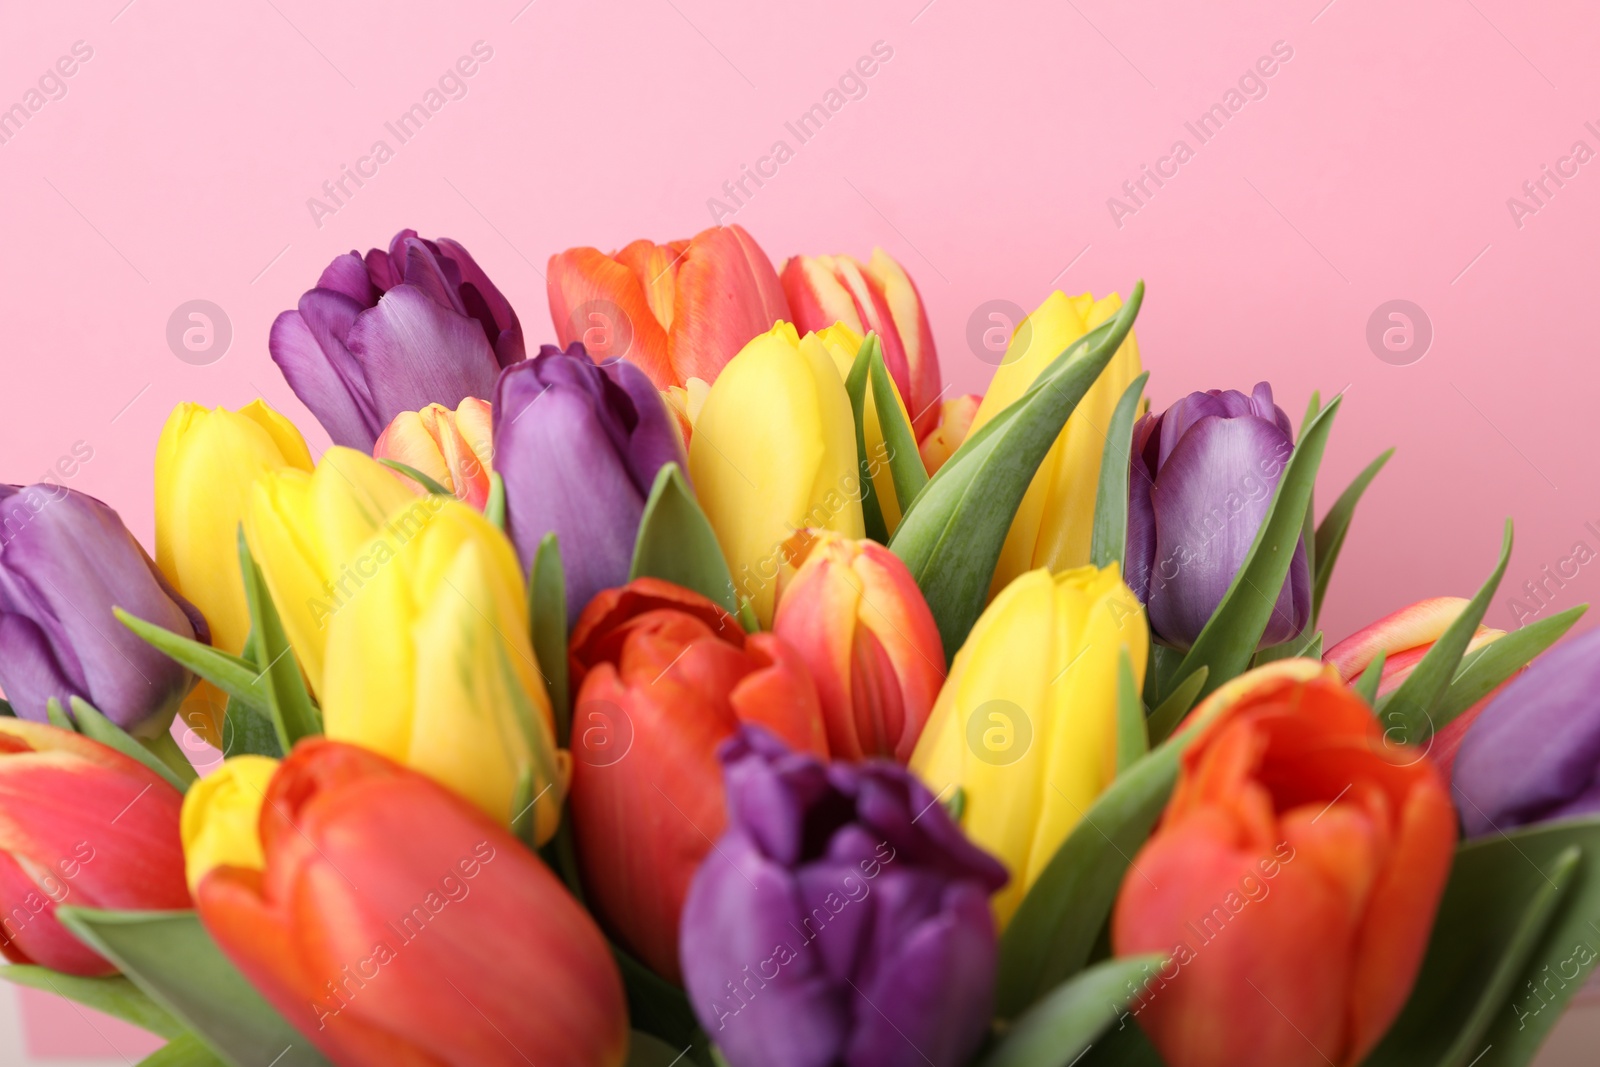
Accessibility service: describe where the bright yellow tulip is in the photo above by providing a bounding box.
[689,321,864,626]
[971,291,1142,596]
[179,754,279,890]
[910,562,1148,927]
[320,499,568,843]
[243,447,419,696]
[812,322,914,532]
[155,401,313,744]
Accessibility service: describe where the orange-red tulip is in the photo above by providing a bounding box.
[547,223,790,390]
[193,739,627,1067]
[918,393,982,475]
[1112,661,1456,1067]
[566,578,826,981]
[372,397,493,509]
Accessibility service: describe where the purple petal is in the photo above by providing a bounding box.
[0,612,88,721]
[438,237,524,368]
[348,284,502,426]
[601,358,690,493]
[399,236,469,318]
[268,304,381,450]
[314,252,377,307]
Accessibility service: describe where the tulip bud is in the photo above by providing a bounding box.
[373,398,494,509]
[1127,382,1310,651]
[0,720,189,976]
[918,393,982,475]
[271,230,523,450]
[193,740,627,1067]
[689,322,865,626]
[681,726,1007,1067]
[772,531,944,762]
[548,223,790,389]
[568,578,826,980]
[910,563,1147,926]
[180,755,278,891]
[156,400,313,743]
[0,485,208,736]
[1112,661,1456,1067]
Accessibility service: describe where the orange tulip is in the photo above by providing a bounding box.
[1111,661,1456,1067]
[917,393,982,475]
[547,223,790,390]
[372,397,494,509]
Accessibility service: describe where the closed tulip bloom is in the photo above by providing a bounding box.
[568,578,826,980]
[690,322,865,626]
[971,292,1144,594]
[781,249,942,438]
[772,531,944,763]
[244,447,419,696]
[271,229,523,450]
[1127,382,1310,651]
[1453,627,1600,836]
[156,400,313,743]
[1112,661,1456,1067]
[373,397,494,509]
[0,485,207,735]
[681,726,1007,1067]
[910,563,1147,926]
[918,393,982,476]
[493,343,686,624]
[548,223,790,390]
[1325,597,1510,778]
[0,720,189,976]
[192,740,627,1067]
[321,499,566,842]
[179,755,278,891]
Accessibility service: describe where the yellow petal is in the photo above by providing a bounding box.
[179,755,279,890]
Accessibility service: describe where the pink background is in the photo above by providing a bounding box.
[2,0,1598,1061]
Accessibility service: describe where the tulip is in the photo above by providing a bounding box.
[689,322,865,626]
[244,446,419,696]
[0,484,207,736]
[155,400,313,744]
[910,563,1148,926]
[271,229,523,450]
[772,531,945,762]
[1111,661,1456,1067]
[1325,597,1511,779]
[373,397,494,509]
[0,720,189,976]
[781,248,943,438]
[1126,382,1310,651]
[918,393,982,476]
[970,291,1145,595]
[493,343,687,624]
[681,726,1007,1067]
[179,755,278,891]
[568,578,826,980]
[548,223,790,390]
[191,739,627,1067]
[1452,627,1600,836]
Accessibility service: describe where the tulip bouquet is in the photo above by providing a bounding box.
[4,225,1600,1067]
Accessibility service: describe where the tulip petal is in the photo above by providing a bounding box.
[269,301,381,450]
[0,612,87,721]
[669,225,791,384]
[348,285,503,425]
[547,247,674,388]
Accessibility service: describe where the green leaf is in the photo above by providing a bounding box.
[56,697,193,792]
[1115,649,1147,774]
[1354,649,1387,707]
[1076,1019,1166,1067]
[236,528,322,752]
[530,532,571,748]
[376,457,452,497]
[1296,391,1321,609]
[54,908,333,1067]
[982,955,1164,1067]
[1312,447,1393,624]
[1142,643,1183,709]
[627,1031,697,1067]
[46,696,74,730]
[1166,397,1339,704]
[113,610,270,715]
[221,695,284,759]
[630,463,740,617]
[137,1032,229,1066]
[845,333,890,543]
[891,283,1144,660]
[1089,372,1149,570]
[615,943,705,1054]
[1253,627,1323,666]
[484,471,507,529]
[1434,605,1586,728]
[0,966,184,1038]
[0,697,14,716]
[869,346,928,515]
[1380,519,1513,745]
[1145,665,1208,746]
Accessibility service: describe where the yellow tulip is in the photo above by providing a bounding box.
[689,321,865,626]
[155,401,313,744]
[243,447,419,696]
[179,754,279,890]
[812,322,914,532]
[971,291,1143,595]
[910,562,1148,927]
[320,498,568,843]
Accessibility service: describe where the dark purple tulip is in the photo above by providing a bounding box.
[1125,381,1310,651]
[680,726,1006,1067]
[0,485,208,736]
[1452,627,1600,836]
[493,343,686,623]
[270,229,524,451]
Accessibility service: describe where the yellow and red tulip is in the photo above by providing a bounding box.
[918,393,982,475]
[372,397,494,509]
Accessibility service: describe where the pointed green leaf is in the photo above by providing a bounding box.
[113,610,270,715]
[376,458,451,497]
[1312,447,1394,623]
[627,1031,696,1067]
[137,1032,228,1066]
[1143,642,1183,709]
[1355,649,1387,707]
[845,332,889,543]
[1434,605,1586,728]
[982,955,1164,1067]
[1115,649,1147,774]
[1145,665,1208,746]
[46,697,74,730]
[1254,627,1323,666]
[220,695,283,759]
[236,528,322,751]
[1076,1018,1165,1067]
[630,463,740,616]
[530,532,571,747]
[0,967,184,1038]
[0,697,14,716]
[484,471,507,529]
[1090,372,1149,570]
[869,347,928,514]
[1297,391,1321,600]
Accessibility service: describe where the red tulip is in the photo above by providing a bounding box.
[567,578,825,980]
[0,720,188,976]
[1112,662,1456,1067]
[193,740,627,1067]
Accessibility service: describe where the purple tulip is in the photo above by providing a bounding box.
[1125,381,1310,651]
[0,485,208,736]
[270,229,524,450]
[492,344,686,623]
[680,726,1006,1067]
[1452,627,1600,836]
